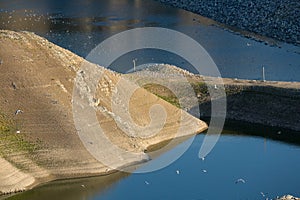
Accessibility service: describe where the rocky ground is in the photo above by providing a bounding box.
[129,64,300,132]
[156,0,300,45]
[277,195,300,200]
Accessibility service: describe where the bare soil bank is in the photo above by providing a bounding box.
[0,30,207,195]
[0,29,299,197]
[132,64,300,132]
[197,78,300,132]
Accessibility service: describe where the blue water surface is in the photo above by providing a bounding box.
[95,133,300,200]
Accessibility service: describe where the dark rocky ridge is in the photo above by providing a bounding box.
[156,0,300,45]
[130,64,300,132]
[196,83,300,132]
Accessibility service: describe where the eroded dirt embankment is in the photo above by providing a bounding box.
[0,30,207,195]
[131,64,300,132]
[199,78,300,132]
[0,30,298,197]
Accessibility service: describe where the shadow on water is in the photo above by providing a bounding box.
[5,172,129,200]
[2,119,300,200]
[209,118,300,147]
[193,86,300,147]
[0,0,299,199]
[1,0,300,81]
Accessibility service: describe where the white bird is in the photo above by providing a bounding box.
[214,84,217,89]
[277,131,282,135]
[81,184,85,188]
[246,43,251,47]
[260,192,265,197]
[235,178,246,184]
[16,130,21,134]
[200,157,205,161]
[15,109,23,115]
[176,170,180,175]
[202,169,207,173]
[144,181,150,185]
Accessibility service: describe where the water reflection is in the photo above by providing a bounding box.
[0,0,299,81]
[94,127,300,200]
[0,1,299,199]
[5,121,300,200]
[0,0,183,33]
[222,120,300,147]
[7,124,300,200]
[6,172,129,200]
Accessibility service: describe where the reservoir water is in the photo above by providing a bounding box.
[0,0,300,199]
[7,123,300,200]
[0,0,300,81]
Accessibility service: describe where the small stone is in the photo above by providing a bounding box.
[11,82,17,89]
[276,194,300,200]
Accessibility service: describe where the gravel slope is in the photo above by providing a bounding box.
[156,0,300,45]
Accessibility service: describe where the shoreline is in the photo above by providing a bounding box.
[197,77,300,132]
[3,67,298,198]
[156,0,300,46]
[130,64,300,132]
[0,30,207,197]
[0,30,299,198]
[5,120,300,200]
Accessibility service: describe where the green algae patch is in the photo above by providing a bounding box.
[0,112,39,157]
[143,83,181,108]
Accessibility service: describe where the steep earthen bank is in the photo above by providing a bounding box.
[132,64,300,132]
[0,30,299,197]
[198,78,300,132]
[0,30,207,195]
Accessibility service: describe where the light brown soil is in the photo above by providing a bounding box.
[0,30,207,195]
[130,64,300,131]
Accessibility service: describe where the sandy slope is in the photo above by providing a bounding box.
[0,30,207,194]
[0,158,35,194]
[128,64,300,131]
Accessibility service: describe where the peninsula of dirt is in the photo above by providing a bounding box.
[0,30,207,195]
[0,30,299,197]
[129,64,300,132]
